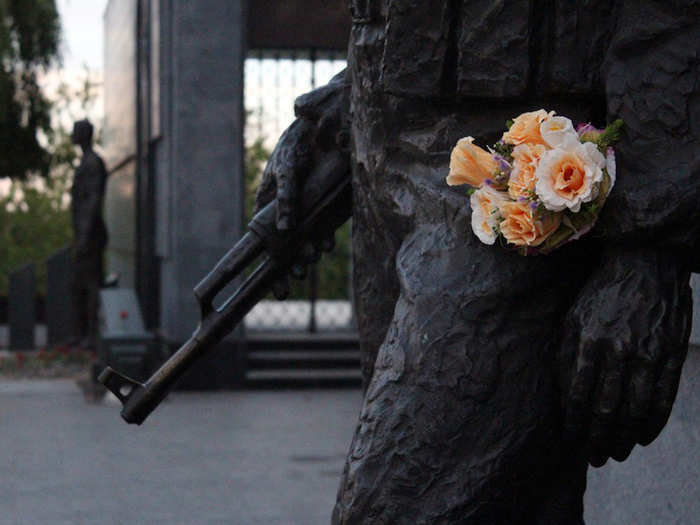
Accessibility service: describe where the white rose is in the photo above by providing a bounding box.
[535,141,605,212]
[540,116,578,149]
[470,186,509,245]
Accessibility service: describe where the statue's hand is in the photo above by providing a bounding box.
[251,70,350,299]
[559,247,692,467]
[253,69,350,230]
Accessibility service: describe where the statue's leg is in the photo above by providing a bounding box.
[352,166,402,389]
[334,223,594,524]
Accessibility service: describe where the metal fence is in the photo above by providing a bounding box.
[243,49,352,333]
[244,300,354,333]
[244,49,346,149]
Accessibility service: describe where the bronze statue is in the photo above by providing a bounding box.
[254,1,698,523]
[99,1,698,522]
[70,119,108,350]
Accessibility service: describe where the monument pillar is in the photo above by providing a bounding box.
[154,0,247,383]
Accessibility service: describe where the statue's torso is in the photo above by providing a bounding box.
[348,0,700,375]
[71,151,108,248]
[348,0,612,249]
[348,0,616,379]
[350,0,616,100]
[349,0,699,251]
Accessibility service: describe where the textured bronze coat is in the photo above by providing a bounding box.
[331,1,698,523]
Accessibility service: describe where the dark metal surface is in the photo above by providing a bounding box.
[71,120,108,348]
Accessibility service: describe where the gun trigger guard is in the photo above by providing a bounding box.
[98,367,143,404]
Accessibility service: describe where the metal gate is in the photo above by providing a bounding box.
[243,49,352,335]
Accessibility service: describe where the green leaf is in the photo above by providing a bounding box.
[598,119,625,150]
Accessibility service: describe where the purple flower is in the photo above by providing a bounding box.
[492,153,513,176]
[517,196,527,203]
[529,202,538,210]
[485,179,493,186]
[576,122,603,136]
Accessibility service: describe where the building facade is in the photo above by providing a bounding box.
[102,0,351,384]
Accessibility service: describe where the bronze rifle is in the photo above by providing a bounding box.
[98,152,352,424]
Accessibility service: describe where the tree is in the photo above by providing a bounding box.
[0,68,101,295]
[0,0,61,180]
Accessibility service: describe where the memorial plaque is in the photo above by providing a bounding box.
[8,264,35,350]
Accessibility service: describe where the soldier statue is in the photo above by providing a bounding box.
[254,1,699,522]
[70,119,108,350]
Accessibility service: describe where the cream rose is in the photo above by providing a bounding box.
[470,186,509,245]
[508,143,547,199]
[535,141,605,212]
[447,137,498,188]
[502,110,553,146]
[539,116,578,149]
[499,202,561,247]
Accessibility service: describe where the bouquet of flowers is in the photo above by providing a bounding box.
[446,110,623,255]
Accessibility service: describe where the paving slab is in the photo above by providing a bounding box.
[0,383,361,525]
[0,352,698,524]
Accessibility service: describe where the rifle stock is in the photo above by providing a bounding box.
[99,153,352,424]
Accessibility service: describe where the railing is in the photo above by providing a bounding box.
[244,300,354,333]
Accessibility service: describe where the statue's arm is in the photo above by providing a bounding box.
[595,1,700,263]
[560,3,699,466]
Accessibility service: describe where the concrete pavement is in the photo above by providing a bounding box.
[0,352,698,524]
[0,384,361,525]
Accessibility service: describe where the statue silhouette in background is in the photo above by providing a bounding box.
[256,1,698,522]
[70,119,108,350]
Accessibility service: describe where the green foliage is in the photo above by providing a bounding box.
[244,137,270,222]
[0,166,72,295]
[598,119,624,151]
[0,0,61,179]
[492,140,513,162]
[0,68,101,295]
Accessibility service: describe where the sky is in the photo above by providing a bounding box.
[45,1,107,143]
[56,0,109,71]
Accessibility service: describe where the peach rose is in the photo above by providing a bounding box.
[470,186,509,245]
[502,110,553,146]
[508,143,547,199]
[535,141,605,212]
[447,136,498,188]
[499,201,561,247]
